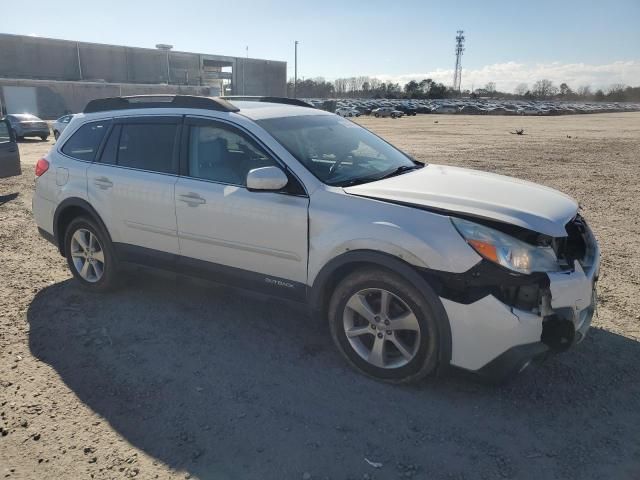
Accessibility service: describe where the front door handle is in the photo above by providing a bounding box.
[93,177,113,189]
[179,192,206,206]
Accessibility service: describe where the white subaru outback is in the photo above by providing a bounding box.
[32,95,600,383]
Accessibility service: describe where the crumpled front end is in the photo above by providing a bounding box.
[425,214,600,379]
[541,215,600,349]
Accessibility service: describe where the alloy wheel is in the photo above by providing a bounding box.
[70,228,105,283]
[342,288,421,369]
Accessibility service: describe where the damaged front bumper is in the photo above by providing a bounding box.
[544,256,599,346]
[425,223,600,381]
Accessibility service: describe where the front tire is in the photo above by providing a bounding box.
[64,216,118,292]
[328,268,441,383]
[41,135,48,141]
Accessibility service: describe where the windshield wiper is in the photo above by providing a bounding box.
[333,164,423,188]
[374,164,423,181]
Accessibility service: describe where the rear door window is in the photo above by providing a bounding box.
[62,120,111,161]
[116,122,178,174]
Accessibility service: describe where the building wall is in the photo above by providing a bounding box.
[0,79,217,119]
[0,33,286,96]
[234,58,287,96]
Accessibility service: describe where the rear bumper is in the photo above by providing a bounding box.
[16,128,49,137]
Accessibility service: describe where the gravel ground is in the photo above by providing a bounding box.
[1,113,639,480]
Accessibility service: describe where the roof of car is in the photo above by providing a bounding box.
[229,100,332,121]
[80,95,331,122]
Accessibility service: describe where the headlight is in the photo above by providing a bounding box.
[451,217,561,274]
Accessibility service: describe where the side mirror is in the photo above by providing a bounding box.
[246,166,289,192]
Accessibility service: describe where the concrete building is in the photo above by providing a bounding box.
[0,33,287,118]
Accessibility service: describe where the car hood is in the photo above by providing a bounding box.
[344,164,578,237]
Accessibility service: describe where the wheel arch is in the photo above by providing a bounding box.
[53,198,112,256]
[309,249,452,369]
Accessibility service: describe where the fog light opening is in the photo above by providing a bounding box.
[541,315,575,352]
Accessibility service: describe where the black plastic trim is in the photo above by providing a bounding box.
[84,95,240,114]
[52,198,113,256]
[113,243,307,302]
[112,115,182,125]
[37,227,57,246]
[418,260,549,306]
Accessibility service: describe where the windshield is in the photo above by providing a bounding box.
[257,115,418,186]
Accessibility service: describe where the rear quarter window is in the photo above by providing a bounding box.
[61,120,111,161]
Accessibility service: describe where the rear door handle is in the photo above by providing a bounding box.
[93,177,113,189]
[179,192,206,206]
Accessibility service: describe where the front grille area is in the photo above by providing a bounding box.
[554,214,592,268]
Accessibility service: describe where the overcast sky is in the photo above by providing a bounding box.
[4,0,639,92]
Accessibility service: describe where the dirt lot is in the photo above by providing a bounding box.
[1,113,640,480]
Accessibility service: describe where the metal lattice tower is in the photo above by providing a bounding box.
[453,30,465,93]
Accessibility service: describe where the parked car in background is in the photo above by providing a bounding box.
[372,107,404,118]
[396,105,418,116]
[6,114,49,141]
[52,114,75,140]
[433,104,458,114]
[336,107,360,117]
[0,117,21,178]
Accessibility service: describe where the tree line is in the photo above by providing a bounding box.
[286,76,448,99]
[287,76,640,102]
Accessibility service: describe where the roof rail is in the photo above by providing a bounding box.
[83,95,240,114]
[222,96,314,108]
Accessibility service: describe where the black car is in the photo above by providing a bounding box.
[395,105,418,116]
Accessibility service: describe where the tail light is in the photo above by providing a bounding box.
[35,158,49,177]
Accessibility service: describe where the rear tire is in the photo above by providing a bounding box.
[64,216,118,292]
[328,268,442,383]
[41,136,48,141]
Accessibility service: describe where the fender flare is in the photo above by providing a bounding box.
[309,249,452,368]
[52,197,112,255]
